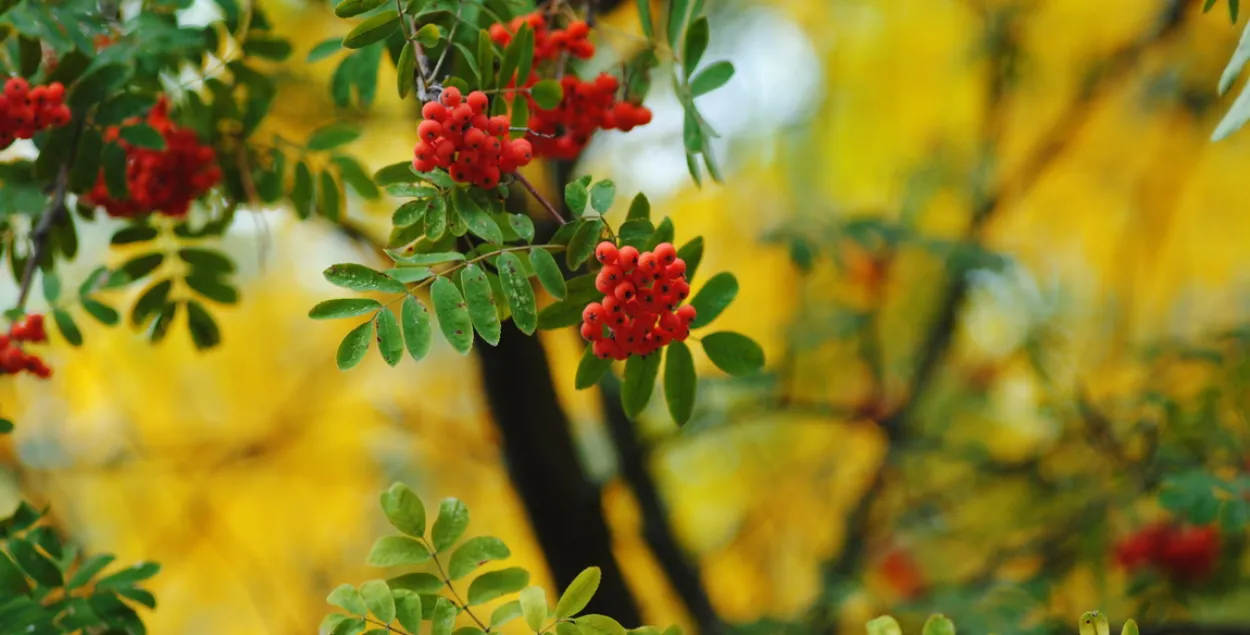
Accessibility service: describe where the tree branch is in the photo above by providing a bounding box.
[15,119,85,312]
[515,172,567,225]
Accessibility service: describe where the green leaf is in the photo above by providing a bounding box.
[186,299,221,350]
[394,589,424,632]
[416,23,442,49]
[132,279,173,328]
[400,295,433,361]
[0,552,29,596]
[335,0,386,18]
[375,307,404,367]
[307,123,362,151]
[690,61,734,97]
[448,536,510,579]
[577,614,627,635]
[636,0,654,37]
[467,567,530,605]
[575,344,611,389]
[389,572,443,594]
[310,298,382,320]
[477,29,497,90]
[179,247,235,275]
[618,219,655,250]
[554,566,600,619]
[566,219,603,269]
[537,283,602,330]
[701,331,764,376]
[589,180,616,215]
[514,25,536,89]
[381,482,426,537]
[332,617,369,635]
[95,560,160,589]
[497,252,537,335]
[185,274,240,304]
[102,142,129,199]
[621,353,662,418]
[682,108,703,154]
[663,341,696,425]
[121,252,165,281]
[431,597,457,635]
[431,497,470,552]
[511,92,530,138]
[67,554,114,590]
[52,309,82,347]
[360,580,396,623]
[509,214,536,243]
[344,10,401,49]
[367,536,433,567]
[921,615,955,635]
[333,155,382,199]
[328,583,369,615]
[292,161,315,218]
[431,277,474,354]
[565,180,589,216]
[689,272,736,328]
[462,263,502,345]
[676,236,704,281]
[530,248,566,300]
[374,161,421,186]
[388,267,433,284]
[389,250,464,266]
[243,36,293,60]
[324,263,408,293]
[626,192,650,221]
[682,17,709,79]
[337,320,374,370]
[666,0,691,50]
[491,601,524,629]
[867,616,903,635]
[530,79,564,109]
[68,127,104,193]
[425,197,449,240]
[520,585,547,631]
[320,170,342,221]
[397,41,416,98]
[118,124,166,150]
[453,188,504,244]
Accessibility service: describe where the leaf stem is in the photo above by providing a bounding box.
[428,6,463,81]
[15,119,85,312]
[364,617,414,635]
[514,172,566,225]
[423,539,489,631]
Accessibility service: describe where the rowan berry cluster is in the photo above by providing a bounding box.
[0,77,71,150]
[526,73,653,160]
[0,314,51,379]
[84,97,221,219]
[414,87,534,188]
[1114,522,1220,583]
[580,242,696,360]
[489,12,594,62]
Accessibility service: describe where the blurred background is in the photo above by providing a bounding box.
[3,0,1250,633]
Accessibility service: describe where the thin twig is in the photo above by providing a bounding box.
[15,119,85,311]
[429,6,463,81]
[514,172,566,225]
[425,543,489,631]
[365,617,414,635]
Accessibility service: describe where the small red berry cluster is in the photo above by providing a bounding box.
[0,314,51,379]
[1114,522,1220,583]
[526,74,653,160]
[0,77,70,150]
[85,97,221,219]
[581,242,696,360]
[489,12,594,62]
[414,87,534,189]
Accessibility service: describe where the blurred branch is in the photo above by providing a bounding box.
[1137,625,1250,635]
[16,118,84,311]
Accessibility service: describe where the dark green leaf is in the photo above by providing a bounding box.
[179,248,235,275]
[431,497,469,552]
[462,263,502,345]
[565,180,589,216]
[243,36,293,60]
[401,295,433,361]
[426,197,449,240]
[636,0,654,37]
[320,171,342,222]
[103,143,129,199]
[667,0,691,50]
[676,236,704,281]
[627,192,650,221]
[617,219,654,250]
[335,0,387,18]
[416,23,441,48]
[537,284,602,330]
[690,61,734,97]
[530,247,566,300]
[333,155,382,199]
[689,272,736,328]
[375,307,404,366]
[185,274,239,304]
[120,124,166,150]
[448,536,510,580]
[95,560,160,590]
[68,128,103,193]
[575,343,611,390]
[589,180,615,214]
[67,554,114,590]
[509,214,535,243]
[621,353,662,418]
[307,123,362,151]
[682,17,708,79]
[510,92,529,138]
[185,299,221,350]
[291,161,314,219]
[664,341,696,425]
[392,200,428,227]
[452,187,503,244]
[81,299,119,326]
[701,331,764,376]
[367,536,433,567]
[52,309,82,346]
[337,320,374,370]
[531,79,563,109]
[566,220,603,269]
[324,263,408,293]
[344,10,401,49]
[374,161,420,186]
[111,225,158,246]
[682,107,703,154]
[131,279,173,328]
[0,552,30,596]
[397,41,416,98]
[150,301,179,343]
[467,567,530,605]
[431,276,474,354]
[389,250,464,266]
[497,252,537,335]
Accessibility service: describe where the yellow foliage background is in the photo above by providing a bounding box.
[3,0,1250,633]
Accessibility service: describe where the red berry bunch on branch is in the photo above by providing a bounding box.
[526,73,653,160]
[581,242,696,360]
[489,12,594,61]
[84,97,221,219]
[414,87,534,188]
[0,314,51,379]
[1114,522,1221,583]
[0,77,70,150]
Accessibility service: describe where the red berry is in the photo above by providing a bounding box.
[464,128,486,149]
[488,116,510,136]
[664,259,687,278]
[617,246,639,270]
[595,242,618,265]
[582,302,605,323]
[581,321,602,341]
[676,304,697,324]
[566,20,589,38]
[452,104,474,125]
[592,338,614,359]
[637,251,659,273]
[511,138,533,164]
[467,91,489,114]
[418,119,443,143]
[440,86,462,107]
[654,243,678,266]
[614,282,636,302]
